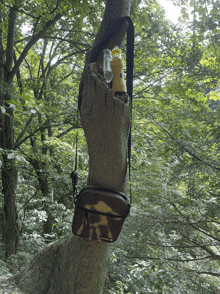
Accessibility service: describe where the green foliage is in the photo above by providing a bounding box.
[1,0,220,292]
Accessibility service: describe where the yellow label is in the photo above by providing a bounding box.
[110,58,127,93]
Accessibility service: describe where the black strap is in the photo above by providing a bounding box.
[77,16,134,206]
[126,17,134,207]
[70,110,79,198]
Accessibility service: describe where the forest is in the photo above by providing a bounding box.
[0,0,220,293]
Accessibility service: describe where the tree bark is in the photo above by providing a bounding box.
[2,157,18,259]
[94,0,131,66]
[81,62,131,192]
[0,0,132,292]
[1,5,19,259]
[4,234,110,294]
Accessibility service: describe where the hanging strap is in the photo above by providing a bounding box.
[71,110,79,199]
[77,16,134,206]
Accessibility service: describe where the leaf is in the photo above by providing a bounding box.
[16,155,21,161]
[209,92,220,101]
[7,153,16,159]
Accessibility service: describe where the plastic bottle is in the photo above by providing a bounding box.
[103,49,113,83]
[110,46,127,94]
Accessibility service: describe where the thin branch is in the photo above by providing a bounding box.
[59,28,96,37]
[16,121,78,148]
[59,69,76,83]
[44,51,82,80]
[193,271,220,277]
[0,0,38,19]
[143,241,220,249]
[9,13,62,81]
[56,126,76,139]
[43,36,91,49]
[153,119,220,171]
[15,36,32,44]
[14,113,35,149]
[13,50,23,95]
[169,199,220,243]
[125,254,212,262]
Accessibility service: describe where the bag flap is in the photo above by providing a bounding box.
[76,186,129,217]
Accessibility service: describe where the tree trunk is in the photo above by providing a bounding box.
[0,11,4,243]
[0,0,132,292]
[1,3,62,260]
[81,63,131,192]
[2,156,18,259]
[1,5,19,259]
[5,234,110,294]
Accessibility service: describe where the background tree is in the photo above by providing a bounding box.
[0,0,63,259]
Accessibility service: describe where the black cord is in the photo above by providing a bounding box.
[71,110,79,199]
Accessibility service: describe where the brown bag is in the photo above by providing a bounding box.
[72,186,130,242]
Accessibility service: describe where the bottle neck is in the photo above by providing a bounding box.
[112,54,121,59]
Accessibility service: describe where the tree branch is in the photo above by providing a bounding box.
[15,121,78,148]
[169,199,220,243]
[9,13,62,82]
[4,5,17,83]
[42,36,91,49]
[14,113,35,149]
[153,119,220,171]
[56,126,76,139]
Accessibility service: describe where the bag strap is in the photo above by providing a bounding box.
[126,17,134,207]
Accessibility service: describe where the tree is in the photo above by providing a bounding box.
[0,0,132,292]
[0,0,63,259]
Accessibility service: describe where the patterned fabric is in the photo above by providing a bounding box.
[72,187,130,242]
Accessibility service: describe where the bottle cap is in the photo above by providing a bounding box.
[112,48,122,57]
[103,48,111,54]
